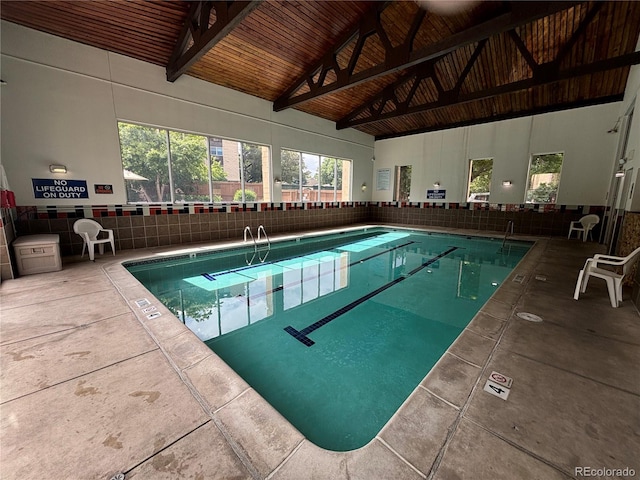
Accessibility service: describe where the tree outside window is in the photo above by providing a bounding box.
[280,149,351,202]
[119,123,171,202]
[526,153,563,204]
[169,131,211,203]
[118,122,270,203]
[467,158,493,202]
[394,165,411,202]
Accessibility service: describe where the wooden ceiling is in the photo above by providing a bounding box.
[3,1,640,140]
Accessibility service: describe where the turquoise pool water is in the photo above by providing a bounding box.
[126,228,531,451]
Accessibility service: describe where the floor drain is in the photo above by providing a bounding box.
[517,312,542,322]
[109,474,125,480]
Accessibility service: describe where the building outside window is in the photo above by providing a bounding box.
[209,138,223,160]
[525,153,563,204]
[118,122,271,203]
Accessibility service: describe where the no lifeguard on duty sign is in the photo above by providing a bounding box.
[32,178,89,199]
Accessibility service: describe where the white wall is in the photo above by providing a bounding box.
[0,21,375,206]
[2,20,634,209]
[373,103,621,205]
[619,36,640,212]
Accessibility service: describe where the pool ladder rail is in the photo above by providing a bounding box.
[243,225,271,264]
[500,220,515,251]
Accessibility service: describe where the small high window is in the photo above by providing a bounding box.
[525,153,563,204]
[394,165,411,202]
[467,158,493,202]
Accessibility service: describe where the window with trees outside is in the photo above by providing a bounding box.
[280,149,352,201]
[467,158,493,202]
[525,153,563,204]
[118,122,271,203]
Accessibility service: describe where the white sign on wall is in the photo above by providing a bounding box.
[376,169,391,190]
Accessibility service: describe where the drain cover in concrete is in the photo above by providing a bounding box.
[517,312,542,322]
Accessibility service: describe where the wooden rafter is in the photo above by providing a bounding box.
[273,1,579,112]
[374,94,626,141]
[166,1,260,82]
[337,4,639,130]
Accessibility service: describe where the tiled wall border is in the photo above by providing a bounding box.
[370,201,604,213]
[11,201,606,259]
[14,202,370,257]
[370,202,606,238]
[17,201,367,220]
[16,201,601,220]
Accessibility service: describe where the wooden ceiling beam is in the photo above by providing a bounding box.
[337,51,640,130]
[374,94,625,141]
[273,1,579,112]
[166,1,260,82]
[273,1,390,111]
[554,2,604,66]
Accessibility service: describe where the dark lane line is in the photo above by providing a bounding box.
[284,246,459,347]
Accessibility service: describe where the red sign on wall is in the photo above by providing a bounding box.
[94,184,113,194]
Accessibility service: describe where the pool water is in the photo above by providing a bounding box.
[126,228,531,451]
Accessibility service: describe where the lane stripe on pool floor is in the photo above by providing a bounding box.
[284,246,460,346]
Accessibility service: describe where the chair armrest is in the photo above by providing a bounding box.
[592,254,625,266]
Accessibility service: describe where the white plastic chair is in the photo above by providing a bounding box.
[73,219,115,261]
[567,214,600,242]
[574,246,640,307]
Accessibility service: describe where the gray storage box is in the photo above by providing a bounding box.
[13,234,62,276]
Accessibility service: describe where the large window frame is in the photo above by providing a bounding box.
[280,148,352,202]
[118,122,271,204]
[525,152,564,204]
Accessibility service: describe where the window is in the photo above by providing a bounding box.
[118,122,271,203]
[169,131,210,203]
[467,158,493,202]
[119,123,171,203]
[280,149,352,201]
[525,153,563,204]
[240,142,270,202]
[394,165,411,202]
[209,138,223,159]
[319,156,348,201]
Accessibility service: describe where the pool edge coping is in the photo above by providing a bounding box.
[100,225,545,478]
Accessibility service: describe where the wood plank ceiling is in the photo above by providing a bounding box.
[2,1,640,140]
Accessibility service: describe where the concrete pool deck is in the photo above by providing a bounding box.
[1,226,639,480]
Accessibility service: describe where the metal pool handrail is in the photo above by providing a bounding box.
[257,225,271,263]
[502,220,514,248]
[244,225,272,264]
[257,225,270,246]
[243,226,257,265]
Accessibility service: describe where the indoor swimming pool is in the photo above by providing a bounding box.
[126,227,532,451]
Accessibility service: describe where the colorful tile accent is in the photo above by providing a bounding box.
[11,201,606,261]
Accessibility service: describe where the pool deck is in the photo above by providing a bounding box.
[1,226,639,480]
